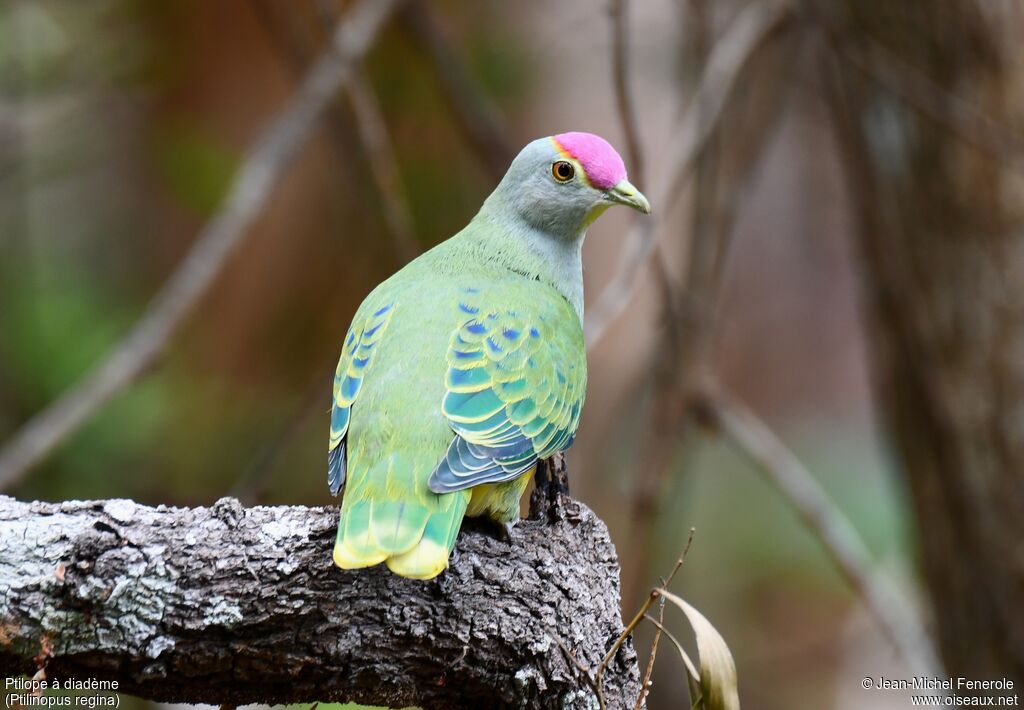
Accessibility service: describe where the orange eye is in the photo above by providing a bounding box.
[552,160,575,183]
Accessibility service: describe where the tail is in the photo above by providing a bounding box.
[333,492,469,580]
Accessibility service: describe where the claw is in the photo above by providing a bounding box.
[484,518,515,543]
[500,521,516,542]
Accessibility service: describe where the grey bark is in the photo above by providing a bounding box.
[823,1,1024,684]
[0,478,640,709]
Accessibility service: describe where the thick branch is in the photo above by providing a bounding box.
[0,494,639,709]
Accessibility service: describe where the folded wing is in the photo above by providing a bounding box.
[327,302,394,496]
[429,301,585,493]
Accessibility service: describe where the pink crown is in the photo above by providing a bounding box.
[551,132,627,190]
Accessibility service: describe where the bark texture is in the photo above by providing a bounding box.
[0,483,639,708]
[824,1,1024,683]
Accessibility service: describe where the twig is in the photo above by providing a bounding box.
[596,531,695,699]
[610,0,644,182]
[635,598,665,710]
[696,386,942,678]
[0,0,408,490]
[662,526,696,588]
[642,613,699,681]
[585,0,790,349]
[642,611,703,708]
[401,0,516,180]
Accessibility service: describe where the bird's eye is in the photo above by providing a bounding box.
[552,160,575,183]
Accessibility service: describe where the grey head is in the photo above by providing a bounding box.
[482,132,650,241]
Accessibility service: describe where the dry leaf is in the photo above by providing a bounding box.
[658,589,740,710]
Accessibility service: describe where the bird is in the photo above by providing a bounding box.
[328,131,650,579]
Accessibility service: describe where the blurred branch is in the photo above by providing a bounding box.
[0,494,640,709]
[822,6,1024,679]
[401,0,516,180]
[609,0,680,333]
[611,7,939,680]
[0,0,407,489]
[619,3,794,607]
[346,68,420,262]
[619,141,728,607]
[585,0,791,349]
[236,1,417,506]
[610,0,644,182]
[257,0,420,263]
[230,361,333,505]
[313,0,420,262]
[695,386,942,678]
[840,36,1024,175]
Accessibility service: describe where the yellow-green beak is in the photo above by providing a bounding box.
[606,178,651,214]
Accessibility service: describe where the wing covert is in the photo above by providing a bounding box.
[429,296,585,494]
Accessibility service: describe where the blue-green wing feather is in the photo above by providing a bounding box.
[429,296,585,494]
[327,443,346,496]
[328,303,394,496]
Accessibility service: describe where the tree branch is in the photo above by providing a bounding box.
[345,67,421,262]
[0,493,640,709]
[837,33,1024,176]
[695,387,942,678]
[617,0,794,607]
[401,0,517,180]
[311,0,421,262]
[585,0,790,349]
[0,0,407,490]
[254,0,419,264]
[610,0,644,183]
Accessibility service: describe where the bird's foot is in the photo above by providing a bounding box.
[499,521,516,542]
[465,515,517,544]
[486,519,516,543]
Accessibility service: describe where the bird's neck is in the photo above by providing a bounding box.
[453,206,586,319]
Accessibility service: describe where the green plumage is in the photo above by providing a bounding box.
[330,237,586,578]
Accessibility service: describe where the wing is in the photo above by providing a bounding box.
[328,302,394,496]
[428,300,586,494]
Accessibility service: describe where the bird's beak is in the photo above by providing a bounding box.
[605,178,651,214]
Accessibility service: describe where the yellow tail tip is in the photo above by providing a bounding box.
[384,537,450,580]
[333,540,387,570]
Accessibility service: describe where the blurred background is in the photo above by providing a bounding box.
[2,0,1022,708]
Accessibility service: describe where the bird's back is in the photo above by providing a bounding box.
[332,240,583,578]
